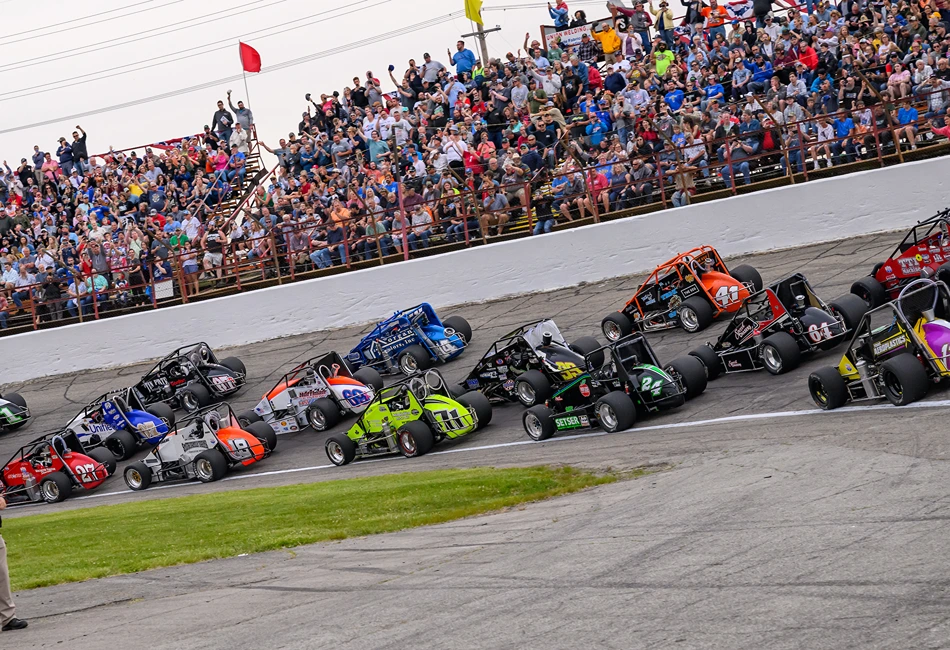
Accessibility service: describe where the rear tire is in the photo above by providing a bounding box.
[219,356,246,377]
[124,462,152,490]
[936,262,950,287]
[457,390,492,429]
[688,344,723,380]
[306,398,341,432]
[829,293,869,332]
[353,367,384,392]
[194,449,228,482]
[396,420,434,458]
[236,410,262,429]
[729,264,764,292]
[522,405,556,441]
[246,421,277,452]
[514,369,552,406]
[851,275,888,309]
[760,331,801,375]
[40,471,72,503]
[880,353,930,406]
[570,335,604,369]
[808,366,849,410]
[667,355,708,400]
[87,447,117,476]
[106,429,138,461]
[146,402,176,428]
[677,296,715,333]
[442,315,473,344]
[179,383,211,413]
[595,391,638,432]
[325,434,357,466]
[601,312,633,342]
[398,344,433,375]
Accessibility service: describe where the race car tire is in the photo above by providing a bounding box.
[458,390,493,429]
[87,447,117,477]
[353,367,384,393]
[1,392,29,430]
[851,276,888,309]
[396,420,434,458]
[601,312,633,342]
[246,421,277,452]
[194,449,228,482]
[106,429,138,461]
[398,345,433,375]
[325,434,357,466]
[937,262,950,288]
[668,355,708,400]
[514,370,552,407]
[570,336,605,369]
[146,402,176,428]
[688,344,723,380]
[729,264,764,292]
[443,315,474,344]
[40,471,72,503]
[677,296,715,333]
[829,293,869,333]
[124,462,152,490]
[306,398,341,432]
[236,410,262,429]
[180,383,211,413]
[595,391,638,433]
[523,405,556,441]
[219,356,247,377]
[760,331,801,375]
[808,366,849,410]
[880,353,930,406]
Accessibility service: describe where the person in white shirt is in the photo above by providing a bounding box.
[181,212,201,240]
[408,204,433,250]
[390,109,412,146]
[229,123,249,154]
[442,131,468,180]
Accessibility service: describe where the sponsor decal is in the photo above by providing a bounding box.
[916,254,924,262]
[503,380,515,391]
[497,365,508,373]
[410,409,420,415]
[681,284,701,299]
[579,383,591,397]
[182,440,207,451]
[480,371,498,379]
[377,329,416,350]
[873,334,908,356]
[554,415,585,430]
[143,376,170,392]
[579,415,590,426]
[83,422,115,435]
[937,255,945,263]
[733,323,754,339]
[496,358,505,365]
[660,288,678,300]
[728,360,742,369]
[898,257,921,274]
[466,379,480,388]
[211,375,237,391]
[684,274,695,283]
[884,265,892,273]
[640,293,656,306]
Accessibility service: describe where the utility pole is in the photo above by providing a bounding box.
[461,24,501,65]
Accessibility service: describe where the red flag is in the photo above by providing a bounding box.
[239,42,261,73]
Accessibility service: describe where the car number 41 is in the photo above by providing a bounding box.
[715,285,740,306]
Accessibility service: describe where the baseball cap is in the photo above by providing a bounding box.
[149,209,158,215]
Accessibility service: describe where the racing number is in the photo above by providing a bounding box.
[715,285,740,306]
[555,361,582,380]
[941,343,950,362]
[341,388,370,406]
[640,376,663,397]
[432,408,466,432]
[0,407,22,424]
[76,463,98,483]
[807,322,834,343]
[227,437,252,458]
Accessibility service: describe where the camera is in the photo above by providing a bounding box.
[305,93,311,101]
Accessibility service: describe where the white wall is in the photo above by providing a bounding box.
[4,157,949,384]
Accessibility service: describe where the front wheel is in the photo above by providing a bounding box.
[729,264,763,292]
[523,405,556,441]
[595,391,637,432]
[180,383,211,413]
[40,472,72,503]
[457,390,492,429]
[760,331,801,375]
[219,356,247,377]
[194,449,228,483]
[106,429,138,461]
[236,410,262,429]
[442,315,473,344]
[245,421,277,452]
[667,355,707,400]
[396,420,435,458]
[306,398,341,432]
[677,296,715,333]
[514,370,551,407]
[325,434,357,466]
[688,344,723,380]
[808,367,849,410]
[353,367,384,393]
[602,312,633,342]
[570,336,604,369]
[398,344,433,375]
[146,402,176,428]
[851,276,888,309]
[124,462,153,490]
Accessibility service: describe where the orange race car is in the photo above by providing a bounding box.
[601,245,764,339]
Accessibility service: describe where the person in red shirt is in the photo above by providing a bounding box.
[588,165,611,214]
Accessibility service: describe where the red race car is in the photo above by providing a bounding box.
[1,431,115,504]
[852,210,950,308]
[601,245,763,339]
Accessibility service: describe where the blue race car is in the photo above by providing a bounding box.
[63,388,176,460]
[346,304,473,375]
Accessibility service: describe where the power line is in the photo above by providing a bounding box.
[0,12,463,136]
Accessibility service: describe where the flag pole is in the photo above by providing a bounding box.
[242,69,252,109]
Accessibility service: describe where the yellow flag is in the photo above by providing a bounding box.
[465,0,483,25]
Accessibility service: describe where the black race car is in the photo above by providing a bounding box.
[522,332,707,440]
[688,274,868,377]
[134,343,246,413]
[459,319,603,407]
[0,392,30,433]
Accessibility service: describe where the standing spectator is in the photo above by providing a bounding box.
[649,0,675,47]
[227,91,254,129]
[702,0,729,44]
[448,40,476,75]
[592,22,622,63]
[229,122,249,154]
[212,99,234,145]
[56,137,73,176]
[548,1,569,29]
[70,126,88,174]
[0,496,27,631]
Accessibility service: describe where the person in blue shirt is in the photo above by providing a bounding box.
[897,99,919,150]
[586,116,607,147]
[548,1,569,28]
[447,41,476,75]
[701,76,724,111]
[748,54,773,93]
[831,113,856,163]
[664,81,685,111]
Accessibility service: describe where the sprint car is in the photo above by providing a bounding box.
[134,343,246,413]
[123,403,276,490]
[688,274,869,376]
[851,208,950,308]
[324,369,492,465]
[0,392,30,432]
[809,279,950,409]
[1,430,116,503]
[346,303,473,375]
[64,388,176,460]
[239,352,384,433]
[522,333,707,440]
[601,246,763,338]
[460,319,603,406]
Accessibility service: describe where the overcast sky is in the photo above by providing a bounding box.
[0,0,610,164]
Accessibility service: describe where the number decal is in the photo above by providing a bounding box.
[342,388,371,406]
[227,437,252,458]
[76,463,98,483]
[941,343,950,362]
[432,408,466,432]
[807,322,834,343]
[715,285,741,306]
[555,361,582,380]
[0,407,22,424]
[640,376,664,397]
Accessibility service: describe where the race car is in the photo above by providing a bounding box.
[522,332,707,440]
[851,208,950,308]
[64,388,176,460]
[460,320,603,406]
[688,274,869,377]
[238,352,384,433]
[324,369,491,466]
[134,343,246,413]
[809,278,950,409]
[123,403,276,490]
[1,430,116,504]
[346,303,473,375]
[0,392,30,433]
[601,246,763,338]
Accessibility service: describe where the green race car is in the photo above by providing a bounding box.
[324,369,492,465]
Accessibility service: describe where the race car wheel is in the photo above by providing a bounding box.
[40,472,73,503]
[307,398,341,432]
[246,421,277,452]
[851,276,888,309]
[236,410,262,429]
[880,353,930,406]
[677,296,714,333]
[667,355,708,400]
[397,420,434,458]
[105,429,138,461]
[729,264,764,293]
[194,449,228,482]
[523,405,556,441]
[219,356,247,377]
[442,315,474,344]
[595,391,638,433]
[146,402,176,428]
[87,447,117,477]
[458,390,493,429]
[601,312,633,342]
[398,345,433,375]
[688,345,723,380]
[325,434,357,466]
[808,366,849,410]
[829,294,870,333]
[180,383,211,413]
[570,336,605,369]
[124,462,152,491]
[515,370,552,407]
[761,332,801,375]
[1,392,29,430]
[353,367,384,393]
[936,262,950,287]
